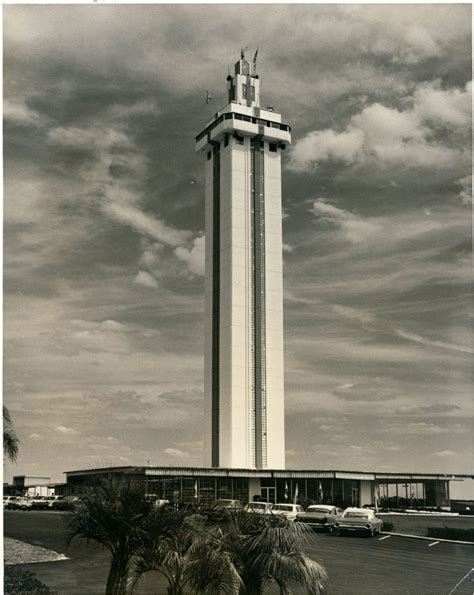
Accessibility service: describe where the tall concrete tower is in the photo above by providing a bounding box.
[196,50,291,469]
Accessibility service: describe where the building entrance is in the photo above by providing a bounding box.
[261,487,276,503]
[351,487,359,506]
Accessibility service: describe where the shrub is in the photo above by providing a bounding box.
[4,566,51,593]
[426,527,474,541]
[381,521,395,532]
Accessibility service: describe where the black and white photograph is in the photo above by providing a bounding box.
[3,3,473,594]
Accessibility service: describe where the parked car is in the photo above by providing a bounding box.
[45,496,64,508]
[202,499,242,521]
[51,496,80,511]
[215,499,242,510]
[153,499,171,508]
[296,504,341,531]
[269,503,305,521]
[244,501,271,514]
[8,497,33,511]
[4,496,18,509]
[30,496,50,510]
[334,507,383,536]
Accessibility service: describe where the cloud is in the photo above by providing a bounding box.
[102,202,191,247]
[55,426,79,435]
[28,433,42,440]
[174,235,205,276]
[48,126,131,151]
[456,175,472,205]
[290,81,471,172]
[134,271,158,289]
[412,81,472,128]
[311,199,379,243]
[106,99,160,120]
[433,450,456,457]
[164,447,189,459]
[291,129,364,170]
[395,404,462,415]
[331,305,376,325]
[3,99,46,127]
[395,329,474,355]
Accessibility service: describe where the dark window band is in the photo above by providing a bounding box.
[251,137,267,468]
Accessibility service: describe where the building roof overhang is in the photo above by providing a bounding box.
[63,466,474,482]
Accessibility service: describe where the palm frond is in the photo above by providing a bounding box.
[3,406,20,462]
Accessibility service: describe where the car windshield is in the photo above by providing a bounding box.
[248,503,266,509]
[217,500,237,507]
[273,505,294,511]
[345,511,369,519]
[307,507,332,513]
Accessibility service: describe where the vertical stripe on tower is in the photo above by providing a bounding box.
[211,141,220,467]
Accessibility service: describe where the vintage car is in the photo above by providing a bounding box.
[8,497,33,511]
[334,507,383,536]
[202,499,242,521]
[30,496,51,510]
[295,504,341,531]
[215,499,242,510]
[4,496,17,509]
[51,496,80,511]
[269,503,305,522]
[244,501,271,514]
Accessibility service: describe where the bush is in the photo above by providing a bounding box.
[426,527,474,541]
[382,521,395,532]
[4,566,51,594]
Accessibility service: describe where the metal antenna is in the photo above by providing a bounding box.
[253,46,259,73]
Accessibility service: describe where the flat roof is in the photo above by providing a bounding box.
[64,466,474,481]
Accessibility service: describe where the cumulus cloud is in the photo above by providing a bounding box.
[412,81,472,128]
[291,129,364,170]
[3,99,46,127]
[311,199,379,243]
[290,81,471,172]
[134,271,158,289]
[174,235,205,276]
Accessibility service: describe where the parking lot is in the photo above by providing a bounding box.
[4,511,474,594]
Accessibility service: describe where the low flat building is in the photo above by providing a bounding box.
[6,475,53,497]
[64,466,472,510]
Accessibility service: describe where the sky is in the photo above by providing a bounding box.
[3,4,473,493]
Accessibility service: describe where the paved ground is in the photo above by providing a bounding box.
[306,533,474,594]
[4,511,474,594]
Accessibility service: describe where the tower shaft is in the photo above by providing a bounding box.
[196,56,291,469]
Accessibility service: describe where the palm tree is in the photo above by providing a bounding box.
[130,507,218,595]
[3,405,20,462]
[132,507,327,595]
[68,477,155,595]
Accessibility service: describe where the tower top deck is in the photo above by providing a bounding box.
[196,51,291,153]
